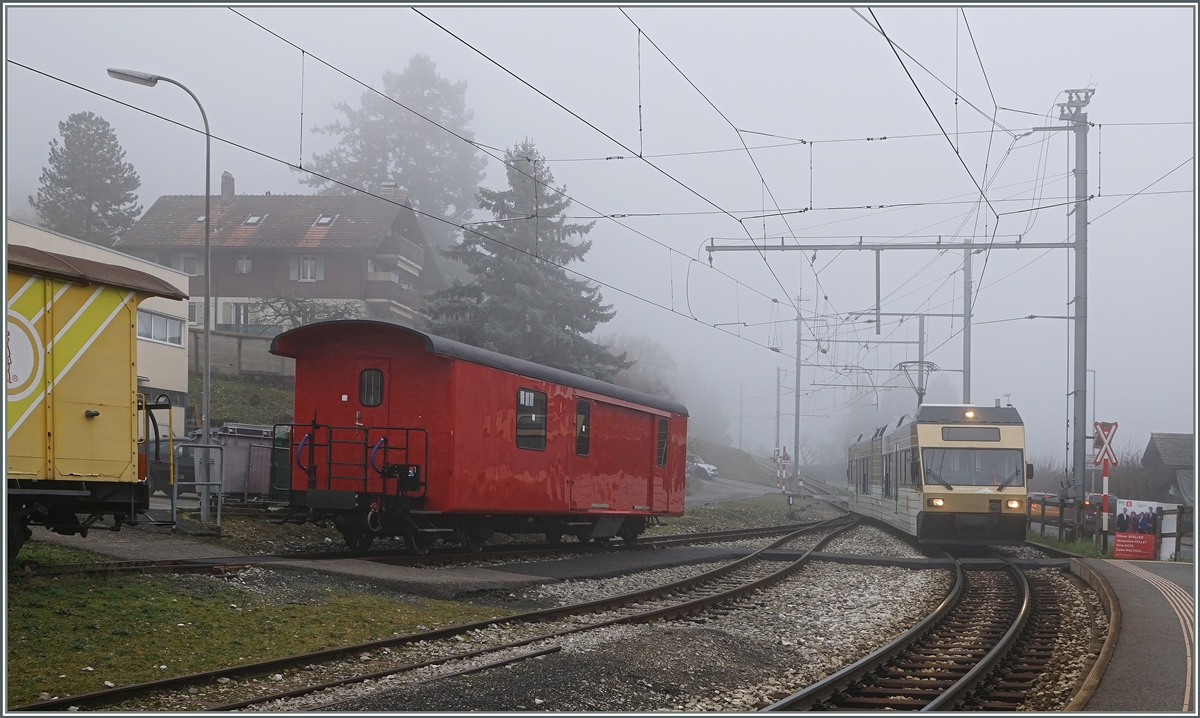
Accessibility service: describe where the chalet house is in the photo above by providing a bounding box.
[114,173,444,335]
[1142,432,1195,507]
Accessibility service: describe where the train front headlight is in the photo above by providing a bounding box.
[1006,499,1022,509]
[928,498,945,507]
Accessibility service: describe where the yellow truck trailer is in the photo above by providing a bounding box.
[7,245,187,560]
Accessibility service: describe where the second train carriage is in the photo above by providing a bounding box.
[846,403,1032,545]
[6,245,188,561]
[269,320,689,552]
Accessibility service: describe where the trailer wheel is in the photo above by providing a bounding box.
[7,512,31,564]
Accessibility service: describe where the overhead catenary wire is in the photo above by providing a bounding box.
[225,9,790,325]
[618,8,845,337]
[5,58,801,363]
[414,7,802,314]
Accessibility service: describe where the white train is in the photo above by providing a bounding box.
[846,404,1032,545]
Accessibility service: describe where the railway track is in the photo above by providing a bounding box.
[764,554,1040,711]
[15,514,856,712]
[12,521,826,579]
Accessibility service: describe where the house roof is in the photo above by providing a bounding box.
[114,193,429,252]
[7,244,188,300]
[1143,433,1194,469]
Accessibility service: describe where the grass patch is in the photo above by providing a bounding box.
[180,513,346,554]
[1026,530,1115,558]
[689,438,773,487]
[12,541,112,568]
[5,570,512,708]
[189,372,293,426]
[647,491,812,535]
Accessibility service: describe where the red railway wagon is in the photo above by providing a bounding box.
[270,320,689,552]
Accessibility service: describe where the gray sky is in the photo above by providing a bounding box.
[5,5,1195,463]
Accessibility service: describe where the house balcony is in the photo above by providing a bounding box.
[375,237,424,275]
[364,279,421,312]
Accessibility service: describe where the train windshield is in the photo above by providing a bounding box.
[921,448,1024,488]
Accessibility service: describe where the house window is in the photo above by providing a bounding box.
[236,256,252,274]
[516,388,547,451]
[292,255,324,282]
[314,213,336,226]
[187,301,205,325]
[136,310,184,347]
[243,214,265,226]
[178,254,201,276]
[575,400,591,456]
[359,369,384,407]
[656,417,669,466]
[232,303,251,325]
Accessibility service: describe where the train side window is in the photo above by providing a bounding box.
[656,417,669,466]
[883,453,891,496]
[516,388,547,451]
[359,369,384,407]
[575,400,591,456]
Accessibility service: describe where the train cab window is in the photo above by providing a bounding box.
[575,400,591,456]
[359,369,384,407]
[516,388,547,451]
[656,417,669,466]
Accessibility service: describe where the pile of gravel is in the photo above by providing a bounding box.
[821,525,927,558]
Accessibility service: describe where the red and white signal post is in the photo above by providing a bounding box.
[1093,421,1119,551]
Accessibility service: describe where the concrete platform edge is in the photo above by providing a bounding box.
[1065,558,1121,711]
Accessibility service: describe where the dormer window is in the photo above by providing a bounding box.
[314,213,337,227]
[195,216,205,223]
[243,214,265,226]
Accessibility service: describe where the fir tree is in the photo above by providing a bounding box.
[303,54,486,273]
[425,140,628,382]
[29,111,142,247]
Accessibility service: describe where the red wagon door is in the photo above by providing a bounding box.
[649,415,668,512]
[328,357,391,494]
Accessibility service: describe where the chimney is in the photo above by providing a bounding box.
[221,172,235,205]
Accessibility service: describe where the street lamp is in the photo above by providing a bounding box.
[109,68,213,521]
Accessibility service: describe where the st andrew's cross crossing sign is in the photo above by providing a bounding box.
[1093,421,1119,468]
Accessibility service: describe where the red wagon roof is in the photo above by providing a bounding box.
[271,320,688,417]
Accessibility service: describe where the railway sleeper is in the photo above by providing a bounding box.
[854,687,946,697]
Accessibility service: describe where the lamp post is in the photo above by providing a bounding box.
[109,68,212,521]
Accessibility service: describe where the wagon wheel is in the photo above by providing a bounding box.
[592,536,610,546]
[544,531,563,546]
[619,529,639,546]
[406,530,434,556]
[467,533,489,553]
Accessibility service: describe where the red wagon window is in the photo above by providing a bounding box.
[575,400,591,456]
[656,417,669,466]
[359,369,384,407]
[516,388,547,451]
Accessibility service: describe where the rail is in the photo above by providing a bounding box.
[15,518,854,711]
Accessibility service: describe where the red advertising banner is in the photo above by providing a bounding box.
[1113,531,1156,560]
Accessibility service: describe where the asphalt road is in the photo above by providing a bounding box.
[685,475,778,509]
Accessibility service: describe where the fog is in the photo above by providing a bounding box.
[6,6,1195,466]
